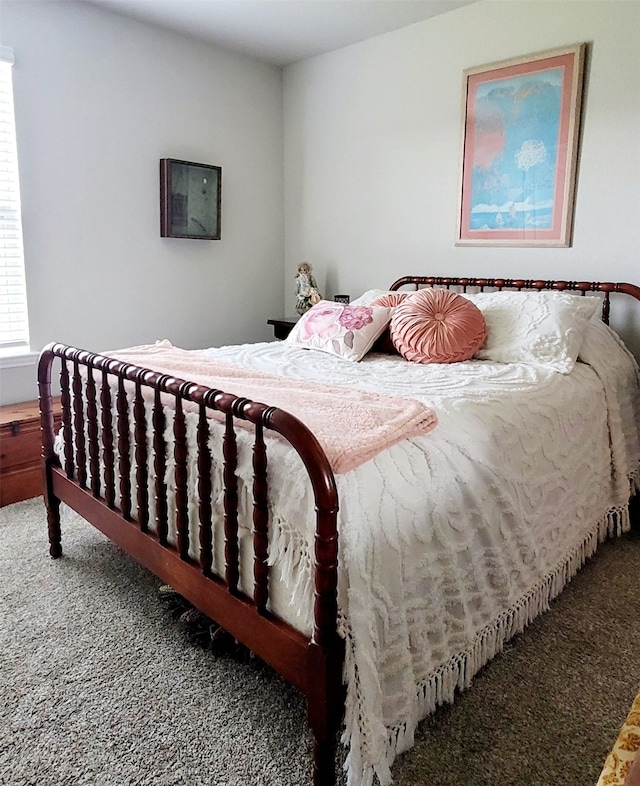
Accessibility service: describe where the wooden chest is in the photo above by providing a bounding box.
[0,399,62,507]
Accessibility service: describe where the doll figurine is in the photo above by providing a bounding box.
[295,262,321,315]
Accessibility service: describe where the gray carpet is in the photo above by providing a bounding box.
[1,497,638,786]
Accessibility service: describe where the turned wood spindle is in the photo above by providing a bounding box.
[101,368,116,508]
[603,291,611,324]
[173,390,190,561]
[223,411,240,595]
[253,420,269,614]
[153,384,169,547]
[86,364,100,498]
[197,398,214,576]
[116,374,132,520]
[133,373,149,531]
[60,359,74,479]
[72,358,87,489]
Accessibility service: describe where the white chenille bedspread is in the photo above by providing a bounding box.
[56,319,640,786]
[200,318,640,786]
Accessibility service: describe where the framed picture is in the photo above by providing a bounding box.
[160,158,222,239]
[456,44,586,247]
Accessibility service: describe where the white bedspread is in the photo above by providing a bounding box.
[199,319,640,786]
[57,320,640,786]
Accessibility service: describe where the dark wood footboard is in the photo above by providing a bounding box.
[38,343,344,786]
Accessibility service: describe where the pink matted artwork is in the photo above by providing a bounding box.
[457,44,586,247]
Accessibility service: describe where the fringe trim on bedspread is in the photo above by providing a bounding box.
[55,464,640,786]
[341,477,639,786]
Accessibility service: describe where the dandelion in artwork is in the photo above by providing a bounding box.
[515,139,547,171]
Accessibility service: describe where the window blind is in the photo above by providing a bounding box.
[0,49,29,351]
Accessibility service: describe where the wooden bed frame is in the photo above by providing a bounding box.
[38,276,640,786]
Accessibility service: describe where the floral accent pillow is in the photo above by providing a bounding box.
[285,300,392,361]
[465,291,601,373]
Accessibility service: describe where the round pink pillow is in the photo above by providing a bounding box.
[390,288,486,364]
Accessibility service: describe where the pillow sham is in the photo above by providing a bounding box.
[285,300,391,361]
[466,290,601,373]
[390,288,487,364]
[369,293,410,354]
[350,289,397,306]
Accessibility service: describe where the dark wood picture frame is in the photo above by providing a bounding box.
[160,158,222,240]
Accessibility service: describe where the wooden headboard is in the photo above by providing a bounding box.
[389,277,640,326]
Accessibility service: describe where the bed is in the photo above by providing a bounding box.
[38,276,640,786]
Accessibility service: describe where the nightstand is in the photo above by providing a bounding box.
[267,317,299,340]
[0,397,62,506]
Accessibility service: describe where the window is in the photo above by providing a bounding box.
[0,46,29,354]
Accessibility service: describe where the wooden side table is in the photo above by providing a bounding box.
[267,317,299,340]
[0,397,62,506]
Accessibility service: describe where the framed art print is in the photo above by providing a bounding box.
[160,158,222,239]
[456,44,586,247]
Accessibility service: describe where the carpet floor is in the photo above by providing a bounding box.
[1,497,638,786]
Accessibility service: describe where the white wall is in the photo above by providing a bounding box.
[1,0,639,407]
[283,0,640,355]
[0,0,284,404]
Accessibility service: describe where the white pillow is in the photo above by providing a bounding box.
[285,300,392,361]
[349,289,396,306]
[465,290,601,373]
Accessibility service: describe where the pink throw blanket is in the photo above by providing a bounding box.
[106,341,437,474]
